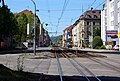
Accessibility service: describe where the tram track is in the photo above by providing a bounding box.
[53,47,101,81]
[54,47,63,81]
[89,57,120,73]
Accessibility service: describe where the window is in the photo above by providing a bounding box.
[92,11,96,13]
[93,22,95,25]
[87,15,91,18]
[94,15,97,18]
[111,2,114,7]
[82,34,84,38]
[87,22,89,25]
[111,21,114,26]
[111,11,114,17]
[105,9,107,16]
[118,7,120,14]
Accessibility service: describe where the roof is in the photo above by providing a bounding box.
[79,10,101,20]
[17,9,34,15]
[17,9,41,23]
[64,25,73,32]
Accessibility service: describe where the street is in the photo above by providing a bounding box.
[0,47,120,77]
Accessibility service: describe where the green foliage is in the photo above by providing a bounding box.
[14,13,40,44]
[51,35,62,42]
[93,27,101,37]
[92,36,103,49]
[95,46,100,49]
[57,35,62,43]
[67,38,72,43]
[100,45,106,49]
[15,14,28,42]
[0,6,18,37]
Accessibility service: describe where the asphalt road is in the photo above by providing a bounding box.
[0,49,120,77]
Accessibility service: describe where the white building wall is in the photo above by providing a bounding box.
[101,9,106,45]
[101,0,119,45]
[72,25,77,47]
[76,23,80,47]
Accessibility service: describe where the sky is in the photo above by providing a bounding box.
[3,0,105,36]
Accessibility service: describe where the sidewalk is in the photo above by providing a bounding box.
[71,47,120,54]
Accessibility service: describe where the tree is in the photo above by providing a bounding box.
[92,36,103,49]
[93,27,101,38]
[67,38,72,44]
[15,12,40,44]
[15,14,28,43]
[0,6,18,48]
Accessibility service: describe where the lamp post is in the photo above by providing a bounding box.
[31,0,36,55]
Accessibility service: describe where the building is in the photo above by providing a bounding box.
[18,9,51,47]
[76,9,101,48]
[62,9,101,48]
[101,0,119,46]
[62,25,73,47]
[72,20,80,47]
[72,25,77,47]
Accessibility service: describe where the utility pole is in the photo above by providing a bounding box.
[31,0,36,55]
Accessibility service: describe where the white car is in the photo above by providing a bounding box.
[106,45,112,50]
[112,45,119,50]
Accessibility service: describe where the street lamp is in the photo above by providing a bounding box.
[31,0,36,55]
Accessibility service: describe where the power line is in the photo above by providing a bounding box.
[46,0,53,31]
[95,0,106,9]
[39,9,86,12]
[56,0,70,35]
[87,0,97,10]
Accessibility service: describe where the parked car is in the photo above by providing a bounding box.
[67,43,72,48]
[106,45,112,50]
[112,45,119,50]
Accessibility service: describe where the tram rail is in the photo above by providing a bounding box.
[53,47,101,81]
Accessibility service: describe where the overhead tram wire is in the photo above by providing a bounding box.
[56,0,69,35]
[39,8,87,12]
[46,0,53,32]
[94,0,106,9]
[87,0,97,10]
[55,0,102,36]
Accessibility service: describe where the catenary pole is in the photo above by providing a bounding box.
[31,0,36,55]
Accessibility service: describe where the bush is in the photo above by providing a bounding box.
[95,46,100,49]
[100,45,106,49]
[92,36,103,49]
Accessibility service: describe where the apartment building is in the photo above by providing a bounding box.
[72,25,77,47]
[77,10,101,48]
[62,25,73,47]
[18,9,51,47]
[101,0,119,46]
[62,9,101,48]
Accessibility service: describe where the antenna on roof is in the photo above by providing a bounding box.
[82,5,83,14]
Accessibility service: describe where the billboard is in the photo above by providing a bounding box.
[106,30,118,45]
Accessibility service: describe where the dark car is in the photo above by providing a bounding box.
[67,44,72,48]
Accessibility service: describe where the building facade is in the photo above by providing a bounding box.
[62,25,73,47]
[78,10,101,48]
[101,0,119,46]
[72,25,77,47]
[18,9,51,47]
